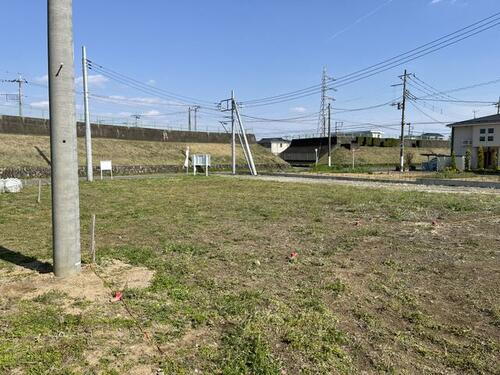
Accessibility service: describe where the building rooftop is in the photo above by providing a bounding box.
[421,132,445,137]
[258,137,290,143]
[447,113,500,127]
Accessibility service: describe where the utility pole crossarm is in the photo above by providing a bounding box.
[1,77,27,116]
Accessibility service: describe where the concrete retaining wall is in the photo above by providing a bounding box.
[0,163,287,179]
[0,115,256,144]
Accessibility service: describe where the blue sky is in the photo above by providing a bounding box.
[1,0,499,138]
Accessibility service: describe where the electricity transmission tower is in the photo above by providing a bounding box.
[318,67,335,137]
[495,97,500,114]
[1,76,27,116]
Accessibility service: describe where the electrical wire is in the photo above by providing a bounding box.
[241,12,500,106]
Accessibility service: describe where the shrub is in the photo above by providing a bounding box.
[465,148,471,171]
[450,151,457,171]
[404,151,414,170]
[492,149,499,171]
[478,146,485,170]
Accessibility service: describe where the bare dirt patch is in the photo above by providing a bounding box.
[0,259,154,307]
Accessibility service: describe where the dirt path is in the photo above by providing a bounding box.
[226,174,500,195]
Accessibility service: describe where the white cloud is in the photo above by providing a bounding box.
[430,0,459,5]
[290,106,307,113]
[107,95,183,107]
[30,100,50,110]
[146,79,156,85]
[34,74,48,84]
[142,109,161,116]
[75,74,109,87]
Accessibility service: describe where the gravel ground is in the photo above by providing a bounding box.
[225,174,500,195]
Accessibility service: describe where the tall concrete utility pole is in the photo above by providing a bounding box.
[48,0,81,277]
[81,45,93,182]
[231,90,236,175]
[188,107,192,131]
[18,75,24,117]
[397,70,411,172]
[193,105,199,131]
[496,96,500,114]
[327,103,332,167]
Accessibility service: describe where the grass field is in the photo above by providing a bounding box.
[0,133,286,168]
[0,177,499,374]
[318,146,451,166]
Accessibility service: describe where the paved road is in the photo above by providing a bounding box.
[223,174,500,195]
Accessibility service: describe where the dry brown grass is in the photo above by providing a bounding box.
[0,133,286,167]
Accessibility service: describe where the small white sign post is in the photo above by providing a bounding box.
[192,154,211,176]
[100,160,113,180]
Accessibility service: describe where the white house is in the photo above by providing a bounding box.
[338,130,384,138]
[448,114,500,169]
[257,137,291,155]
[420,132,445,140]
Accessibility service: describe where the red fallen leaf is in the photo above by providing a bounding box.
[112,291,123,302]
[432,220,438,226]
[289,252,298,260]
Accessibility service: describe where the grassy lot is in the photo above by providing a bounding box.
[0,133,286,168]
[318,146,450,167]
[0,177,499,374]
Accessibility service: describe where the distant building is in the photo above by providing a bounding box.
[338,130,384,138]
[420,132,445,140]
[257,137,291,155]
[448,114,500,169]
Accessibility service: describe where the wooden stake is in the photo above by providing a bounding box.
[90,214,96,263]
[37,179,42,204]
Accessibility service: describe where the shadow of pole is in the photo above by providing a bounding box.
[0,246,52,274]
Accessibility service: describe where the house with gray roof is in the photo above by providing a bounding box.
[447,114,500,169]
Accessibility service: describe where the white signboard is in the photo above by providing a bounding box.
[192,154,211,176]
[100,160,113,180]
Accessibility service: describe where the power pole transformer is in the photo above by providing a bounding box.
[48,0,81,277]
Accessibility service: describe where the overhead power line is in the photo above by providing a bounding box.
[87,60,218,108]
[241,11,500,106]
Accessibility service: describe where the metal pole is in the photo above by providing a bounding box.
[233,101,257,175]
[231,90,236,175]
[399,69,408,172]
[194,106,198,131]
[18,75,23,117]
[48,0,81,277]
[82,46,93,182]
[328,103,331,167]
[188,107,191,131]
